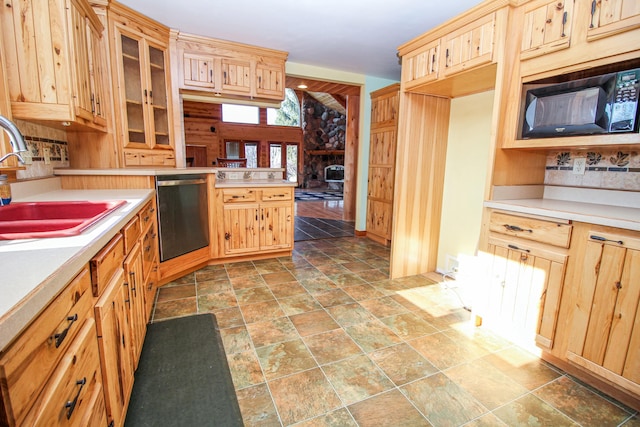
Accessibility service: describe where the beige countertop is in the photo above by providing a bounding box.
[53,167,286,176]
[0,180,154,350]
[215,179,296,188]
[485,186,640,231]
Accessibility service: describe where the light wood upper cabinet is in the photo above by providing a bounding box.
[587,0,640,41]
[109,2,175,167]
[401,40,440,90]
[567,229,640,396]
[442,12,496,76]
[173,31,287,101]
[0,0,107,130]
[520,0,574,60]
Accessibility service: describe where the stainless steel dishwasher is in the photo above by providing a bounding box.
[156,174,209,262]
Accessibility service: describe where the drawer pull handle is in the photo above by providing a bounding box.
[508,244,530,253]
[54,314,78,348]
[590,235,624,245]
[65,377,86,419]
[504,224,532,233]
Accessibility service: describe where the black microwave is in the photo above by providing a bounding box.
[521,68,640,138]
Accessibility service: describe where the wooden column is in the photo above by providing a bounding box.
[390,93,451,279]
[343,94,359,221]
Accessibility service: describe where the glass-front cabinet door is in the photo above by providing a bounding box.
[119,33,146,146]
[148,44,170,147]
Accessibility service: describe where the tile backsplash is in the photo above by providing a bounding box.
[545,149,640,191]
[14,120,69,180]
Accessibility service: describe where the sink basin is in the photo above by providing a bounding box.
[0,200,126,239]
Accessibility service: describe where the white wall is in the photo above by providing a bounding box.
[436,90,494,274]
[285,62,397,231]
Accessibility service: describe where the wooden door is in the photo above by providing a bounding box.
[182,52,218,90]
[259,202,293,251]
[123,242,147,368]
[520,0,573,60]
[223,203,260,255]
[568,232,640,393]
[255,61,284,99]
[402,39,440,89]
[94,268,133,427]
[221,58,251,95]
[587,0,640,40]
[443,12,496,76]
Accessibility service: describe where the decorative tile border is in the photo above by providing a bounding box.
[545,150,640,191]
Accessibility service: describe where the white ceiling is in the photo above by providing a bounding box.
[118,0,483,80]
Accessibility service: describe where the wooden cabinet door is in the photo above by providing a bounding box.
[402,39,440,89]
[520,0,573,60]
[146,41,170,148]
[94,268,133,427]
[568,231,640,393]
[223,203,260,255]
[221,58,251,96]
[479,235,567,351]
[123,242,147,368]
[259,202,293,251]
[587,0,640,41]
[182,52,218,90]
[442,12,496,76]
[88,22,107,127]
[255,61,284,99]
[68,2,94,124]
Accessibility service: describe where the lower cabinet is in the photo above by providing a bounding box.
[567,228,640,395]
[216,187,294,257]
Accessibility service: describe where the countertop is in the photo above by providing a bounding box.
[485,186,640,231]
[53,167,285,176]
[0,183,154,350]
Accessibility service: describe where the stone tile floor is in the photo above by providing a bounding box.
[150,237,640,426]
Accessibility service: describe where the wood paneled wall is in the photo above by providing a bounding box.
[343,95,359,221]
[390,93,451,278]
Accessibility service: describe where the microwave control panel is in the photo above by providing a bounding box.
[610,68,639,132]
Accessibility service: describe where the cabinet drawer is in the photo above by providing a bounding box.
[122,215,141,255]
[139,200,156,232]
[262,188,292,201]
[90,234,125,297]
[0,267,93,427]
[222,188,257,203]
[489,211,572,248]
[21,318,102,426]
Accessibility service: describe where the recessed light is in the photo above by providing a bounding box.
[297,84,308,89]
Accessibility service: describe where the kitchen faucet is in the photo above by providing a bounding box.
[0,115,27,164]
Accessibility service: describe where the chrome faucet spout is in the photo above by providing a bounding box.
[0,115,27,164]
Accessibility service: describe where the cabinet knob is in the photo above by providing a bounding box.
[225,232,231,240]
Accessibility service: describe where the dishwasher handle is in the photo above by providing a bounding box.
[157,178,207,187]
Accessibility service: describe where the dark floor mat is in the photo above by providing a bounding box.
[125,314,243,427]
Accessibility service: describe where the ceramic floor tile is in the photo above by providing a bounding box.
[152,297,197,321]
[348,389,431,427]
[240,300,285,324]
[369,343,438,386]
[533,376,633,426]
[288,266,325,281]
[482,346,562,390]
[323,354,394,405]
[326,303,377,327]
[341,283,385,301]
[381,312,439,341]
[289,309,340,336]
[219,325,253,354]
[314,289,356,308]
[356,269,389,282]
[401,372,487,427]
[194,268,228,282]
[446,325,513,353]
[256,339,317,380]
[359,296,410,319]
[253,260,287,275]
[155,284,196,302]
[226,350,265,389]
[163,272,195,285]
[268,367,342,426]
[444,359,529,410]
[344,320,402,353]
[464,412,509,426]
[196,278,232,295]
[229,274,266,290]
[303,328,363,365]
[299,276,339,294]
[225,261,258,277]
[314,263,350,276]
[235,286,275,305]
[197,290,238,311]
[409,332,486,370]
[342,261,374,273]
[212,307,245,329]
[278,293,322,316]
[268,281,308,298]
[235,383,281,427]
[246,317,299,348]
[293,408,358,427]
[325,272,368,288]
[493,393,578,426]
[261,270,296,285]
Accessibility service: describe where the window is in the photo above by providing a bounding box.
[267,88,300,127]
[222,104,259,124]
[224,140,258,168]
[270,142,299,182]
